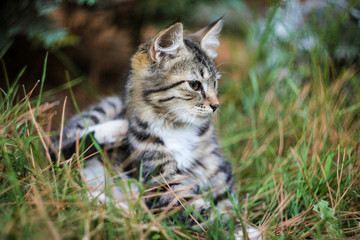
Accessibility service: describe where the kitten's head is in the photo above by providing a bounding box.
[127,18,223,127]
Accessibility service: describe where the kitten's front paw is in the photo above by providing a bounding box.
[235,225,262,240]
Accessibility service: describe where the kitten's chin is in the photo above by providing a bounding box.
[172,112,212,127]
[159,106,213,127]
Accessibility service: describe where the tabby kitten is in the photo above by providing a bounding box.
[58,19,262,239]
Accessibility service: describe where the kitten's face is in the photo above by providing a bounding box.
[128,19,223,126]
[154,44,221,124]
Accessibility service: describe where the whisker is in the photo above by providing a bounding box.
[216,61,243,68]
[158,106,191,124]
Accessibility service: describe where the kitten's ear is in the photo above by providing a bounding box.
[150,22,184,61]
[187,18,223,60]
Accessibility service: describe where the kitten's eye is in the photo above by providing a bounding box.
[213,81,217,89]
[188,81,201,91]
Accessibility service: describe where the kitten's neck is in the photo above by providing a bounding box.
[149,119,203,171]
[128,113,212,171]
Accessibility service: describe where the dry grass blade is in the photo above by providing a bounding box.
[26,99,53,164]
[29,185,61,240]
[57,96,67,163]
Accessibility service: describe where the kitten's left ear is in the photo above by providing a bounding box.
[186,18,223,60]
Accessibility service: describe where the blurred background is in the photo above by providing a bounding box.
[0,0,256,108]
[0,0,359,116]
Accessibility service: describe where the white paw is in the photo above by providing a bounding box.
[235,226,262,240]
[86,119,128,144]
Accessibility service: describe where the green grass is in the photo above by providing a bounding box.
[219,49,360,239]
[217,4,360,238]
[1,4,360,239]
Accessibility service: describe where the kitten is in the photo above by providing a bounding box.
[58,18,262,240]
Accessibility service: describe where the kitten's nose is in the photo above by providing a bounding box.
[210,104,219,112]
[207,91,219,112]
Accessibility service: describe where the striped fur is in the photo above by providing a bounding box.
[57,96,127,159]
[56,19,262,239]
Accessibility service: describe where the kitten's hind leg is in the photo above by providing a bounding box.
[235,224,263,240]
[83,157,139,212]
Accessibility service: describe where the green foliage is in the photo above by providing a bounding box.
[74,0,97,6]
[314,200,343,238]
[0,0,95,49]
[218,2,360,238]
[136,0,250,33]
[248,0,360,77]
[1,0,250,50]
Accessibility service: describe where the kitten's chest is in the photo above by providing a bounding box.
[154,126,200,171]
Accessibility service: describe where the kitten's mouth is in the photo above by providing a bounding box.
[193,106,213,118]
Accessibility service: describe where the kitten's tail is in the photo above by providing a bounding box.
[52,96,127,160]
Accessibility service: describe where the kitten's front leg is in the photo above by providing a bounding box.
[210,197,263,240]
[204,157,262,239]
[143,160,190,208]
[139,159,205,218]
